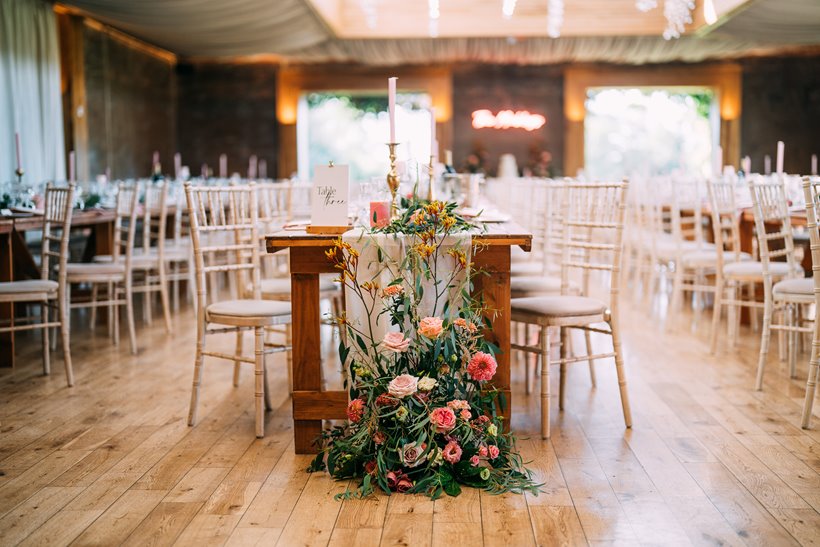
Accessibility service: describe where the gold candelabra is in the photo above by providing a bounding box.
[427,155,435,202]
[386,142,400,219]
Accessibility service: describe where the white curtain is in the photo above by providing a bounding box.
[0,0,65,187]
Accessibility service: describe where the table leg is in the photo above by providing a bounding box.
[472,244,512,425]
[0,232,13,368]
[291,271,323,454]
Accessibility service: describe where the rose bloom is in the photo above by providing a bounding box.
[470,455,480,467]
[396,477,413,493]
[373,430,386,445]
[488,445,500,459]
[364,460,377,475]
[460,409,472,421]
[381,332,410,353]
[388,374,419,398]
[429,407,457,433]
[400,442,426,468]
[382,284,404,298]
[346,398,365,423]
[446,399,470,411]
[417,377,437,391]
[442,440,463,464]
[478,445,488,457]
[418,316,444,339]
[467,352,498,381]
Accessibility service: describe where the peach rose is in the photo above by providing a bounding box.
[381,332,410,353]
[467,352,497,381]
[470,455,480,467]
[418,316,444,339]
[429,407,457,433]
[460,409,472,421]
[388,374,418,398]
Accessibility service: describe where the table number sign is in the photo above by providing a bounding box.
[307,163,351,234]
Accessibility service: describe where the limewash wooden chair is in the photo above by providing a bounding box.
[799,176,820,428]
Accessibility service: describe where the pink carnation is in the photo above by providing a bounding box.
[442,440,462,464]
[429,407,457,433]
[470,455,480,467]
[418,316,444,339]
[467,352,497,381]
[478,445,488,457]
[488,445,500,459]
[381,332,410,353]
[346,398,364,423]
[446,399,470,411]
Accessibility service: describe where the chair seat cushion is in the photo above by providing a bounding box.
[206,299,291,320]
[512,295,607,318]
[773,277,814,297]
[510,275,565,296]
[93,254,158,267]
[65,262,126,276]
[680,250,752,268]
[723,261,799,278]
[655,238,716,261]
[0,279,58,295]
[511,261,545,276]
[247,277,338,298]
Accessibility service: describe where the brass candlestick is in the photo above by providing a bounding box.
[427,155,435,202]
[386,142,400,219]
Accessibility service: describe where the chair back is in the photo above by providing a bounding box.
[41,184,76,283]
[747,175,801,280]
[142,181,169,258]
[561,180,629,308]
[257,182,290,233]
[706,177,745,272]
[670,176,706,249]
[287,181,312,220]
[184,183,261,311]
[112,183,140,269]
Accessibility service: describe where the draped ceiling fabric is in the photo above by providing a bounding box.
[61,0,820,65]
[0,0,65,185]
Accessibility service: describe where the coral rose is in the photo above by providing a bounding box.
[388,374,418,398]
[488,445,500,459]
[470,455,480,467]
[373,430,386,445]
[460,409,472,421]
[478,445,488,457]
[364,460,377,475]
[346,398,364,423]
[454,318,478,333]
[467,352,498,381]
[429,407,457,433]
[381,332,410,353]
[442,440,462,464]
[418,316,444,339]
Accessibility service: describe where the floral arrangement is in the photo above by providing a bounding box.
[309,199,539,499]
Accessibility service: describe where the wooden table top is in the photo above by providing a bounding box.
[265,221,533,253]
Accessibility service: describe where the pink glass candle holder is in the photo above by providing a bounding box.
[370,200,391,228]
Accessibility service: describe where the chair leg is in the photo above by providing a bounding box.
[188,327,206,426]
[233,330,243,387]
[172,262,180,312]
[125,278,137,355]
[107,282,115,342]
[60,286,74,387]
[89,283,98,330]
[158,264,173,334]
[755,281,774,391]
[778,306,787,362]
[727,281,738,346]
[610,319,633,429]
[113,285,120,347]
[523,323,533,395]
[286,323,293,395]
[584,329,597,388]
[559,327,567,412]
[143,272,152,325]
[263,361,273,411]
[789,305,798,379]
[41,304,50,376]
[749,283,760,333]
[254,326,265,438]
[710,275,724,354]
[802,318,820,429]
[669,263,684,319]
[540,325,551,439]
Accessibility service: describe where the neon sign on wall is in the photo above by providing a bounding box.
[471,109,547,131]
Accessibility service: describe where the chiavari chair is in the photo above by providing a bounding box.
[511,180,632,439]
[0,184,75,385]
[799,176,820,428]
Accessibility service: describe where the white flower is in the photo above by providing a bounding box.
[418,377,437,392]
[487,423,498,437]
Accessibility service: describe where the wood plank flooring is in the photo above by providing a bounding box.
[1,294,819,546]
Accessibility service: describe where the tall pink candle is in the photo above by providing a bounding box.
[152,150,159,166]
[14,133,22,171]
[430,107,436,156]
[259,159,267,179]
[174,153,181,178]
[764,155,771,175]
[776,141,784,174]
[219,154,227,178]
[69,151,75,183]
[202,163,208,178]
[812,154,818,176]
[388,77,397,143]
[249,155,258,179]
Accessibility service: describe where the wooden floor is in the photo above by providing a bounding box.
[1,292,819,547]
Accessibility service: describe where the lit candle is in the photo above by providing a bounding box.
[14,132,22,172]
[370,200,391,228]
[152,150,159,166]
[776,141,784,175]
[69,151,75,183]
[249,155,258,179]
[388,77,397,143]
[260,159,267,179]
[174,153,182,178]
[445,150,453,167]
[764,155,771,175]
[741,155,751,175]
[812,154,817,176]
[219,154,227,178]
[430,107,436,157]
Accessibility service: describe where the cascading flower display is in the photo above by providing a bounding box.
[309,198,539,499]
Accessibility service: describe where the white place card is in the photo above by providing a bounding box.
[311,164,350,227]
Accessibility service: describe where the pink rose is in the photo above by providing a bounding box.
[488,445,500,459]
[470,455,480,467]
[381,332,410,353]
[460,409,472,421]
[429,407,457,433]
[442,440,462,464]
[400,442,426,468]
[447,399,470,411]
[387,470,413,492]
[388,374,418,398]
[478,445,488,457]
[396,477,413,493]
[346,398,364,423]
[467,352,497,381]
[382,284,404,298]
[364,460,377,475]
[418,316,444,339]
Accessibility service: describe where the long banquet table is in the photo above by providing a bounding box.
[265,222,532,454]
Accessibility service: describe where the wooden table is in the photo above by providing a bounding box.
[266,223,532,454]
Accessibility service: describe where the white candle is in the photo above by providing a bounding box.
[812,154,817,176]
[742,155,751,175]
[388,77,397,143]
[152,150,159,166]
[219,154,227,178]
[174,153,181,178]
[69,151,75,183]
[260,159,267,179]
[776,141,785,174]
[14,132,22,171]
[249,155,258,179]
[430,107,436,157]
[764,155,771,175]
[201,163,208,178]
[445,150,453,167]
